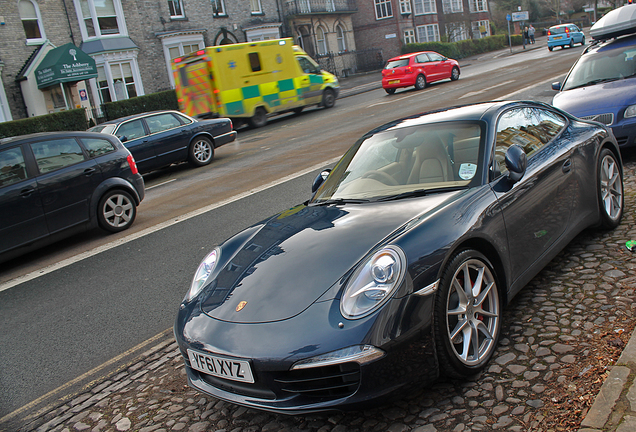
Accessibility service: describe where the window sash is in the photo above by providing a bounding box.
[375,0,393,19]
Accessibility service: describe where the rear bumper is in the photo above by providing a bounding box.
[382,76,415,89]
[214,131,237,148]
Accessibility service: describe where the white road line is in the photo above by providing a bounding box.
[368,89,438,107]
[0,157,341,293]
[499,73,565,100]
[145,178,177,190]
[459,80,517,99]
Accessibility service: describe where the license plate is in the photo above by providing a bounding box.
[187,349,255,383]
[554,36,562,40]
[388,80,400,84]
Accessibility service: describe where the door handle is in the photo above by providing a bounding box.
[562,158,572,173]
[84,168,96,176]
[20,188,34,197]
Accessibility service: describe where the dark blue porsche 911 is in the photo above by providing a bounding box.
[174,100,623,414]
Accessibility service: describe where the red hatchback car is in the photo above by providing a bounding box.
[382,51,460,94]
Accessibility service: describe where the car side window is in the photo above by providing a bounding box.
[81,138,116,158]
[415,54,429,63]
[146,113,181,134]
[30,138,86,174]
[0,147,28,187]
[495,108,566,175]
[428,53,443,62]
[117,119,146,141]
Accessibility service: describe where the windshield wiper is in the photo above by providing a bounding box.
[310,198,371,206]
[567,77,621,90]
[376,186,465,202]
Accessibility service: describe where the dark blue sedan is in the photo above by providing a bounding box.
[90,110,236,174]
[175,101,622,413]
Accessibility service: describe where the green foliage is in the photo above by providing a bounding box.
[0,109,88,139]
[102,90,179,121]
[402,35,519,59]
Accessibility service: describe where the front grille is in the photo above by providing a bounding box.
[273,362,360,398]
[199,372,277,400]
[580,113,614,125]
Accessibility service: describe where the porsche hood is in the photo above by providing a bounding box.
[199,193,459,323]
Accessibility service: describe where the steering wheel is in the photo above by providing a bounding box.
[361,170,399,186]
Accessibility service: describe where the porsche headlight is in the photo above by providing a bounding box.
[625,104,636,119]
[185,248,220,302]
[340,246,406,319]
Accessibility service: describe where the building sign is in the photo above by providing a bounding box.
[35,43,97,89]
[512,12,529,22]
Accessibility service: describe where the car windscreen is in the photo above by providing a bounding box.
[385,59,409,69]
[550,27,566,34]
[311,122,484,203]
[562,46,636,91]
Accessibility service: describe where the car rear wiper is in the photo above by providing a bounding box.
[310,198,371,206]
[376,186,465,202]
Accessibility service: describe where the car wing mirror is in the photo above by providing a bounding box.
[505,144,527,183]
[312,169,331,193]
[551,82,562,91]
[118,135,128,143]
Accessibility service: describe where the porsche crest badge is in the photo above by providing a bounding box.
[236,301,247,312]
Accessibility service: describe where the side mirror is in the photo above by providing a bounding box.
[312,169,331,193]
[505,144,527,182]
[551,82,562,91]
[118,135,128,143]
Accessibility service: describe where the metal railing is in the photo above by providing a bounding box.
[315,48,384,77]
[283,0,357,15]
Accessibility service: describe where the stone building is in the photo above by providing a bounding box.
[0,0,284,122]
[351,0,492,61]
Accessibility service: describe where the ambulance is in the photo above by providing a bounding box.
[173,38,340,128]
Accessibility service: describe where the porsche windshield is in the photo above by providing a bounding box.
[562,46,636,91]
[312,122,483,203]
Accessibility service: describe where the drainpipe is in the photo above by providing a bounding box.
[61,0,76,45]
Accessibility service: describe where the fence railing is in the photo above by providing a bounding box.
[315,48,384,77]
[283,0,357,16]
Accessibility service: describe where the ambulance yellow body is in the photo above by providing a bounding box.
[173,38,339,128]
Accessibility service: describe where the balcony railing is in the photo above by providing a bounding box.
[284,0,357,16]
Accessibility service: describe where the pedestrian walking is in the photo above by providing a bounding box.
[523,26,529,48]
[529,25,535,44]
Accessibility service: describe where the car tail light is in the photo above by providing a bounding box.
[547,30,551,36]
[127,154,139,175]
[406,66,413,73]
[565,28,569,34]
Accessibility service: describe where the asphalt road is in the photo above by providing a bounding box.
[0,44,587,419]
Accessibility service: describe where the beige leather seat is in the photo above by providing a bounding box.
[407,137,453,184]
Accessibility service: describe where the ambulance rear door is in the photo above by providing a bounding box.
[175,57,217,118]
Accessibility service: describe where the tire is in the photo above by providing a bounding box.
[188,136,214,167]
[97,189,137,233]
[414,74,427,90]
[548,46,553,51]
[249,107,268,128]
[568,39,574,48]
[597,148,623,229]
[450,67,460,81]
[385,88,396,95]
[321,88,336,108]
[581,37,585,46]
[434,249,501,378]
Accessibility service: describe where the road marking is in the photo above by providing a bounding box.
[368,89,438,107]
[459,80,516,99]
[499,73,566,100]
[145,178,176,190]
[0,157,341,293]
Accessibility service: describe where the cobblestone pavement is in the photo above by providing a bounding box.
[8,155,636,432]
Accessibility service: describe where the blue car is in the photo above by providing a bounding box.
[547,24,585,51]
[552,6,636,148]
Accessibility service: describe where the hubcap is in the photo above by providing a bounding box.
[103,194,133,228]
[446,259,499,366]
[600,154,622,221]
[194,141,211,162]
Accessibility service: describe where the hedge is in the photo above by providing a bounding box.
[0,108,88,139]
[402,34,525,59]
[102,90,178,121]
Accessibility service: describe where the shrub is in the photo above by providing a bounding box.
[402,34,514,59]
[102,90,178,121]
[0,109,88,139]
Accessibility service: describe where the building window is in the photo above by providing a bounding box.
[470,0,488,12]
[316,26,327,54]
[336,25,346,52]
[250,0,262,14]
[400,0,412,14]
[19,0,46,44]
[446,22,468,42]
[472,20,490,39]
[168,0,184,18]
[97,62,139,103]
[443,0,463,13]
[76,0,126,39]
[212,0,226,16]
[413,0,436,15]
[416,24,439,43]
[404,29,415,44]
[375,0,393,19]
